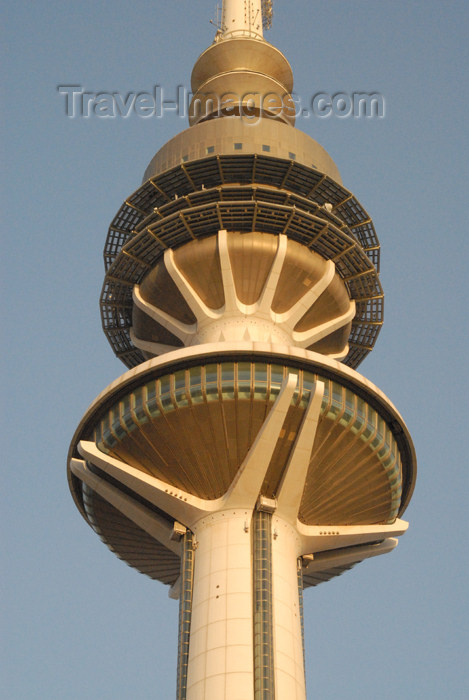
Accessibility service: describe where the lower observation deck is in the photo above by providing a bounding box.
[68,342,416,590]
[102,155,382,370]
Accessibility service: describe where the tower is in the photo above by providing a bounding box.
[67,1,416,698]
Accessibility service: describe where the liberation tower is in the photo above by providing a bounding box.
[68,2,416,698]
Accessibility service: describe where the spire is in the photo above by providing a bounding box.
[190,0,293,126]
[220,0,265,40]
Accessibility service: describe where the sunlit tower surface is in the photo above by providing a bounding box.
[68,2,416,698]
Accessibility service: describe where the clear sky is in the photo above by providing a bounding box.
[2,1,468,698]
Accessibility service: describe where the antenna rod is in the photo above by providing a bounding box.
[221,0,264,39]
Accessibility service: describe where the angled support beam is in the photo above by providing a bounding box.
[256,233,288,314]
[273,259,335,327]
[276,381,325,523]
[77,442,214,528]
[217,229,239,313]
[133,285,196,343]
[327,344,350,361]
[302,538,398,573]
[292,301,356,348]
[164,248,221,322]
[130,327,179,356]
[296,519,409,556]
[224,373,298,510]
[76,375,300,529]
[70,458,181,555]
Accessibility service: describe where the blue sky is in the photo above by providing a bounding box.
[2,1,468,698]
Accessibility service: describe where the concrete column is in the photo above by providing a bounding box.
[186,510,254,700]
[185,509,307,700]
[271,517,307,700]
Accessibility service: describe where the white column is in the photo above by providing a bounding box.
[271,517,307,700]
[222,0,264,39]
[186,511,255,700]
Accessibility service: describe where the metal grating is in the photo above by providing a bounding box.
[101,200,382,368]
[101,157,383,368]
[103,156,380,269]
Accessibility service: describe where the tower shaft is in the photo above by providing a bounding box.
[67,4,416,697]
[184,510,306,699]
[221,0,264,39]
[70,365,412,698]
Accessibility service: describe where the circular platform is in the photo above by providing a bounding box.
[68,343,416,588]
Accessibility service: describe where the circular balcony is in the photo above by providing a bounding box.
[68,345,416,589]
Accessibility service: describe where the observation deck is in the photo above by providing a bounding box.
[69,343,415,589]
[102,135,382,370]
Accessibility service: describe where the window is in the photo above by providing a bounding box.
[234,142,243,150]
[206,145,214,154]
[289,152,296,160]
[262,144,270,152]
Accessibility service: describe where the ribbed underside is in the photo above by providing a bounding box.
[74,358,405,586]
[93,362,402,525]
[82,485,180,584]
[82,485,360,590]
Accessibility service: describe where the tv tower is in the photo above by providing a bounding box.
[68,2,416,698]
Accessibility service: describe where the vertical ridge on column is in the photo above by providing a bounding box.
[297,559,306,681]
[253,510,275,699]
[177,531,194,700]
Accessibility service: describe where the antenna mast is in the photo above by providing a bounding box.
[220,0,272,39]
